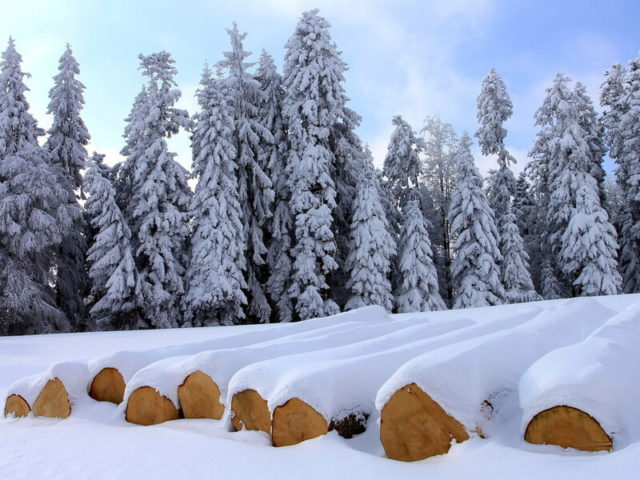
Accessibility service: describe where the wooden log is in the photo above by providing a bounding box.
[89,367,126,404]
[33,378,71,419]
[125,386,180,426]
[524,405,613,452]
[178,370,224,420]
[272,398,329,447]
[230,389,271,434]
[380,383,469,462]
[4,394,30,418]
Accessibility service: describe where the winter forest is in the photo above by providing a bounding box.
[0,9,637,336]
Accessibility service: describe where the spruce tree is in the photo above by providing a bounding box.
[500,204,541,303]
[0,39,73,334]
[532,73,620,297]
[118,52,191,328]
[476,68,516,219]
[218,25,274,323]
[257,51,294,322]
[183,71,247,326]
[604,57,640,293]
[84,155,144,330]
[282,10,348,319]
[382,115,424,232]
[45,44,91,331]
[449,134,504,309]
[396,198,445,313]
[345,152,395,311]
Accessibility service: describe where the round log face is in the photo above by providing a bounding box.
[178,370,224,420]
[272,398,328,447]
[89,368,126,404]
[524,405,613,452]
[4,394,31,418]
[125,386,180,426]
[380,383,469,462]
[230,389,271,434]
[33,378,71,419]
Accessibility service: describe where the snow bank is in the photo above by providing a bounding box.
[5,362,89,411]
[375,297,617,432]
[228,302,544,423]
[89,306,388,385]
[519,300,640,446]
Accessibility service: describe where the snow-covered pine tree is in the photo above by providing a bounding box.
[256,51,294,323]
[218,25,274,324]
[421,116,460,306]
[395,198,445,313]
[45,44,91,331]
[532,73,620,297]
[382,115,424,232]
[476,68,516,220]
[574,81,607,204]
[499,203,541,303]
[603,58,640,293]
[118,52,191,329]
[183,70,247,326]
[345,151,395,311]
[512,172,541,289]
[0,39,73,334]
[560,180,621,296]
[449,134,505,309]
[282,10,353,319]
[84,154,144,330]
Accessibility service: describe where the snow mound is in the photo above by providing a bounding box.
[375,297,617,432]
[228,302,544,422]
[519,301,640,447]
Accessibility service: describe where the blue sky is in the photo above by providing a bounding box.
[1,0,638,175]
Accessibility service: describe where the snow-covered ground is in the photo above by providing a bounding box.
[2,295,640,479]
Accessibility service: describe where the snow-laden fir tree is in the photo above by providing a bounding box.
[118,52,191,328]
[560,181,621,295]
[602,59,640,293]
[382,115,424,232]
[574,81,607,203]
[421,116,460,306]
[183,71,247,326]
[345,151,395,311]
[512,172,541,289]
[282,10,352,319]
[218,25,274,323]
[532,73,620,297]
[256,51,294,322]
[84,154,144,330]
[395,198,445,313]
[218,27,274,323]
[449,134,505,309]
[0,39,74,334]
[45,44,91,331]
[499,203,541,303]
[476,68,516,220]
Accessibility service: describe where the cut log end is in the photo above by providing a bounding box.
[178,370,224,420]
[230,389,271,434]
[125,386,180,426]
[4,394,31,418]
[524,405,613,452]
[272,397,328,447]
[380,383,469,462]
[89,367,126,404]
[33,378,71,419]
